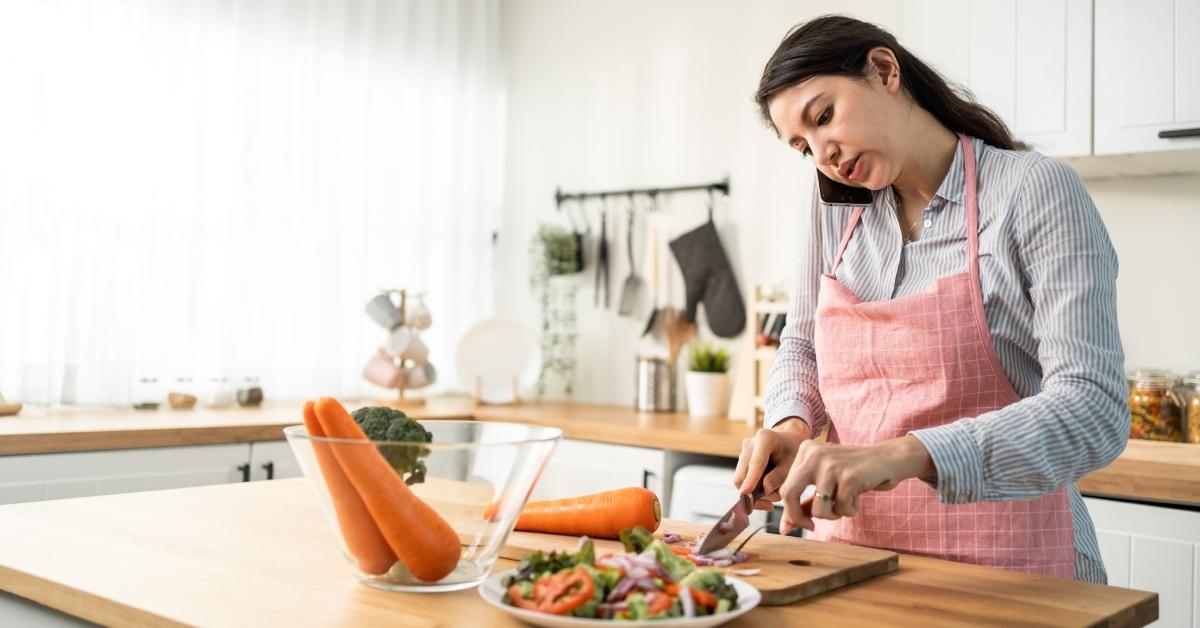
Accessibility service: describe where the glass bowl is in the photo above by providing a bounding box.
[285,420,561,592]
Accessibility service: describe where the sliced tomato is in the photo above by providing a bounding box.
[508,584,540,611]
[645,591,673,616]
[690,587,718,611]
[535,567,595,615]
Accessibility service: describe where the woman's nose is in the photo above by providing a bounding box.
[813,141,838,168]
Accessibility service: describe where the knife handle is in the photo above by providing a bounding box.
[750,458,777,501]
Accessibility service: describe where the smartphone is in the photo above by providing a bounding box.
[816,170,873,206]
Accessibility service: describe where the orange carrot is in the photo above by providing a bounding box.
[303,402,396,575]
[509,487,661,538]
[313,397,460,582]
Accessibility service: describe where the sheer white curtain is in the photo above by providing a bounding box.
[0,0,502,405]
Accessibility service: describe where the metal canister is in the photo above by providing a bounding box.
[635,357,676,412]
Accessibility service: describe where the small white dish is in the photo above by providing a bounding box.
[477,569,760,628]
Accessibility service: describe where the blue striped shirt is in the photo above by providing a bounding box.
[764,136,1127,583]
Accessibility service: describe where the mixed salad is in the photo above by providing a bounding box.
[502,527,740,620]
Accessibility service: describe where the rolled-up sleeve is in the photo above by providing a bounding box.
[764,185,829,434]
[910,157,1128,504]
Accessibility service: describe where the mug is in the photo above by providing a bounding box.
[363,349,405,389]
[388,328,429,363]
[407,293,432,330]
[365,291,403,330]
[406,364,430,389]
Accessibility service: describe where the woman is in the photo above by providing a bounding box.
[733,15,1127,583]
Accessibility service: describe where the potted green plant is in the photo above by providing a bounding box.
[529,225,581,398]
[685,342,730,418]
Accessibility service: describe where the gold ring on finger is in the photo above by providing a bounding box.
[814,491,832,503]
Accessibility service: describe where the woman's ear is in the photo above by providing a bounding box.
[865,47,901,94]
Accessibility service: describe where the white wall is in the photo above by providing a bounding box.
[1089,175,1200,374]
[495,1,1200,405]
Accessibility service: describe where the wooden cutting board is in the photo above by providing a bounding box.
[499,519,898,606]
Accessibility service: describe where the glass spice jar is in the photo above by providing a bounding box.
[131,376,160,410]
[1127,369,1183,442]
[202,377,235,408]
[1175,371,1200,444]
[236,377,264,407]
[168,377,198,410]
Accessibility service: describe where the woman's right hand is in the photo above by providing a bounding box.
[732,419,812,511]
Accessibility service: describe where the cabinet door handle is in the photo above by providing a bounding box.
[262,461,275,481]
[237,463,250,483]
[642,469,654,489]
[1158,127,1200,139]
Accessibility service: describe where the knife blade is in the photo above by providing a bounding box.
[695,460,776,556]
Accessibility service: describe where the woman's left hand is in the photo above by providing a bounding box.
[778,435,936,535]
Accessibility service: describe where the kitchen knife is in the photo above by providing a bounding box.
[696,460,777,556]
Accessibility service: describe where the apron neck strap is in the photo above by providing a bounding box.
[831,206,866,275]
[960,134,981,282]
[829,133,979,278]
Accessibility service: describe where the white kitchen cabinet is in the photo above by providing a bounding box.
[1084,497,1200,627]
[248,440,303,482]
[530,438,664,502]
[1095,0,1200,155]
[902,0,1093,157]
[0,444,252,505]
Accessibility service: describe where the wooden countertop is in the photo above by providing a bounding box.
[2,400,1198,507]
[1074,439,1200,507]
[0,399,479,456]
[0,479,1157,627]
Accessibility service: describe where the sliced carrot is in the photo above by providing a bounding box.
[509,487,661,538]
[313,397,460,582]
[303,402,396,575]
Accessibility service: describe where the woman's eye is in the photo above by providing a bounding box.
[801,146,812,156]
[817,107,832,125]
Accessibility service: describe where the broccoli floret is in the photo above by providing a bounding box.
[350,406,433,485]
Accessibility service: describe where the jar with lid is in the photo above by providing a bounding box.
[168,377,198,410]
[131,376,160,410]
[1127,368,1183,442]
[1175,370,1200,444]
[236,377,264,407]
[202,377,235,408]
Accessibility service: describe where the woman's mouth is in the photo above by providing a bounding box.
[845,155,864,182]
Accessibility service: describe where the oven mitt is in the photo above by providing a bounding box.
[669,221,745,338]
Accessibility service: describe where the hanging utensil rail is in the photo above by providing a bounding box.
[554,176,730,209]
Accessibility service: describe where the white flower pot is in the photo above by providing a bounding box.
[685,371,728,418]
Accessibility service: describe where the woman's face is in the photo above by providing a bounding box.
[766,51,907,191]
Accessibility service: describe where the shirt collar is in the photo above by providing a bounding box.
[931,135,972,207]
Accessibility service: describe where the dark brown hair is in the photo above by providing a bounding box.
[755,15,1027,151]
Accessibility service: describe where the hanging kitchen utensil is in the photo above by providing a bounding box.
[662,307,696,364]
[641,194,663,337]
[594,201,610,308]
[618,194,643,316]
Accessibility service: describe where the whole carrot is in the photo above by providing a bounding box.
[303,402,396,575]
[313,397,460,583]
[510,487,661,538]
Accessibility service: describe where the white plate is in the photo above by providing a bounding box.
[478,569,761,628]
[455,318,542,404]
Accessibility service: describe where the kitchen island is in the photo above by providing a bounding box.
[0,479,1158,626]
[1,399,1197,507]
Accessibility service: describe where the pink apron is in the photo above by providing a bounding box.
[809,134,1076,578]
